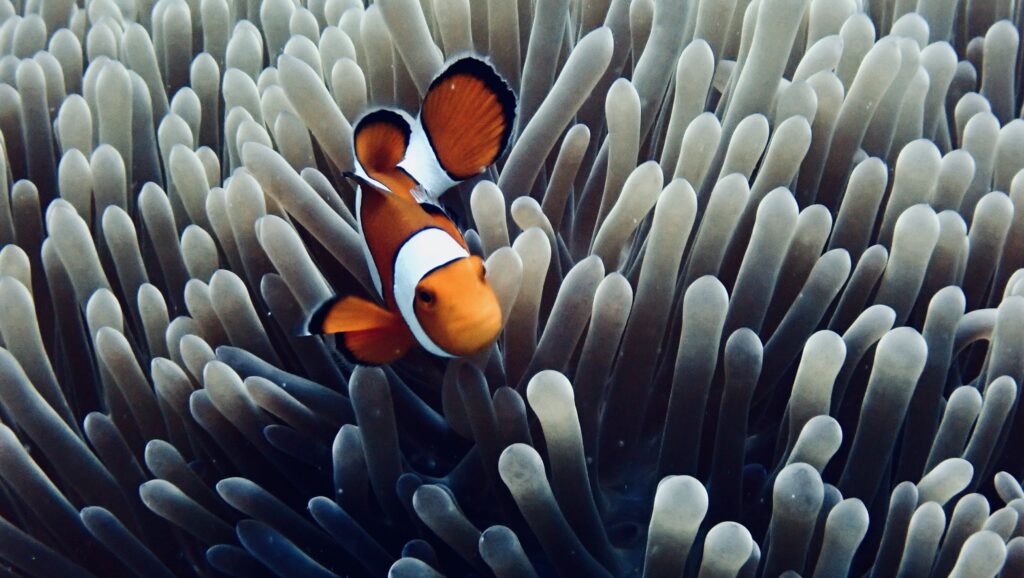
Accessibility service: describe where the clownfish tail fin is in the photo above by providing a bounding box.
[303,295,415,365]
[419,56,517,181]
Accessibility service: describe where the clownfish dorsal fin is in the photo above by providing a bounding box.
[305,295,415,365]
[352,108,416,192]
[404,57,516,190]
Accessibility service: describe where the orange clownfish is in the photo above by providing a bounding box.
[305,57,517,365]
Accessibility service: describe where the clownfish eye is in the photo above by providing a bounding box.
[417,289,435,304]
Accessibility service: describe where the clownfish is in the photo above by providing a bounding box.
[304,57,517,365]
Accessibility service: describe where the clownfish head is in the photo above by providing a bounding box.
[412,255,502,357]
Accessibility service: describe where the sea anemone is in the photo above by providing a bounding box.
[0,0,1023,576]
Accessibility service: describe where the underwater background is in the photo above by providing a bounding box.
[0,0,1023,576]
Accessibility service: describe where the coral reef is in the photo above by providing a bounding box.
[0,0,1023,576]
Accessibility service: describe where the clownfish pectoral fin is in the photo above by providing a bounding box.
[418,57,517,181]
[304,295,416,365]
[353,109,414,186]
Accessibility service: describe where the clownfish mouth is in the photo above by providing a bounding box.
[429,303,503,357]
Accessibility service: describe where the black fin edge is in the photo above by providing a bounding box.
[419,200,455,223]
[302,295,342,336]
